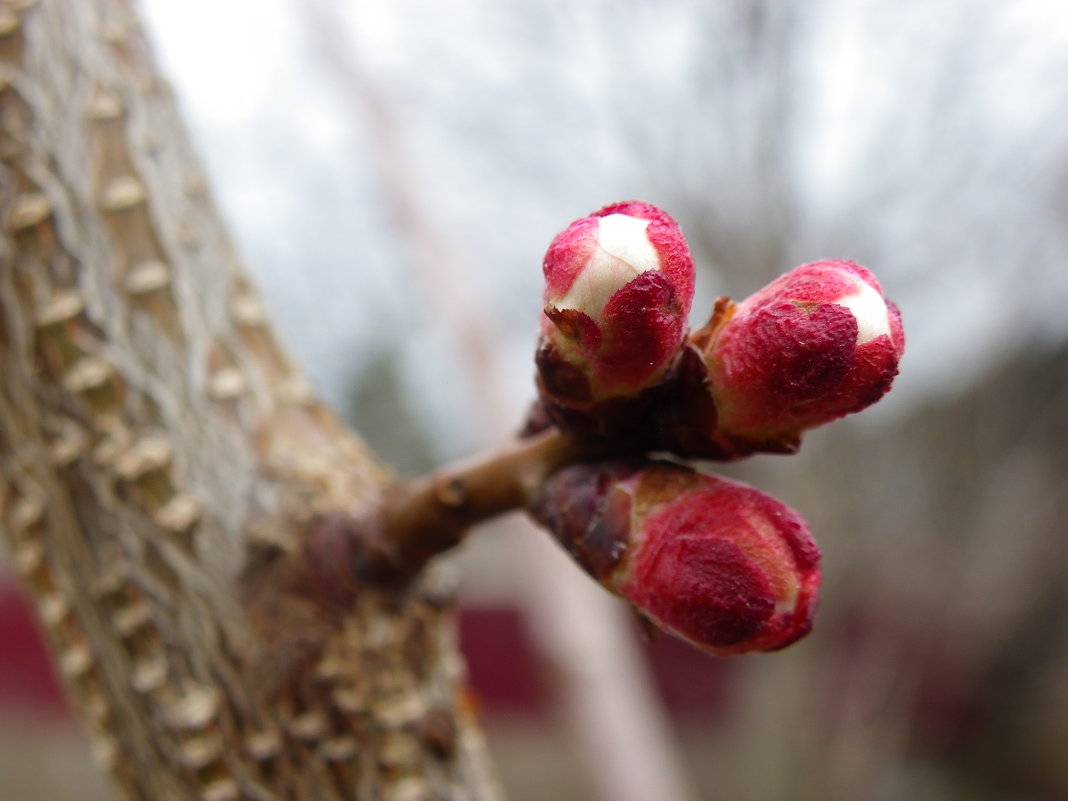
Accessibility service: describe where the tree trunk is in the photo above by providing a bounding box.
[0,1,500,799]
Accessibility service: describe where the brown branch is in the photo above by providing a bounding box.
[349,428,605,584]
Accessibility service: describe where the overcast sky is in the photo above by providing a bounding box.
[140,0,1068,459]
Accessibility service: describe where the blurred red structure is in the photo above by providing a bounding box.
[1,579,732,724]
[0,581,69,718]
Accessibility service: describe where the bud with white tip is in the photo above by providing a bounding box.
[702,259,904,449]
[536,201,695,438]
[654,259,904,459]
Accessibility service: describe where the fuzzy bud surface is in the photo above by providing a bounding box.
[537,201,695,413]
[529,461,820,656]
[701,259,904,449]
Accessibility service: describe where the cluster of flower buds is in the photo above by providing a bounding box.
[529,461,820,656]
[529,201,904,655]
[535,201,695,439]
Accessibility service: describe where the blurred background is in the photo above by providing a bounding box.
[3,1,1068,799]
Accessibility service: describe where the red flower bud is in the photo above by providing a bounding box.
[700,259,904,450]
[528,461,820,656]
[537,202,695,415]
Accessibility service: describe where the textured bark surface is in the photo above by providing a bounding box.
[0,1,499,799]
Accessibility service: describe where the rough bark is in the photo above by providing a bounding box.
[0,1,500,799]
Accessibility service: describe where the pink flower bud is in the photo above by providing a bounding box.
[528,461,820,656]
[701,259,904,450]
[537,202,695,410]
